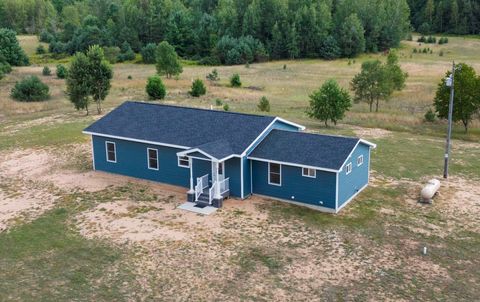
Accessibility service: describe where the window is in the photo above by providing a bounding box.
[346,162,352,175]
[357,155,364,166]
[106,141,116,163]
[302,167,316,178]
[268,163,281,186]
[178,156,190,168]
[147,148,159,170]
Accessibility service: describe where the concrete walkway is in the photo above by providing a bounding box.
[177,202,218,215]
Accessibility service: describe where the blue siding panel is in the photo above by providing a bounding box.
[225,157,241,197]
[337,143,371,207]
[93,136,190,187]
[192,158,212,185]
[251,161,336,209]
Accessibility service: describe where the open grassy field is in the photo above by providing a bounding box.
[0,35,479,301]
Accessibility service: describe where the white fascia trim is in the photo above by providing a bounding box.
[83,131,189,150]
[241,119,277,157]
[188,155,212,162]
[254,194,336,214]
[248,156,339,173]
[336,183,369,213]
[335,172,339,211]
[177,148,218,161]
[275,117,306,131]
[338,139,376,172]
[360,139,377,149]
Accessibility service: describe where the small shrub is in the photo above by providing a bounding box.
[427,36,436,43]
[424,108,436,122]
[189,79,207,97]
[438,37,449,45]
[406,33,413,41]
[283,64,287,70]
[257,96,270,112]
[230,73,242,87]
[206,69,219,82]
[42,66,51,76]
[223,103,229,111]
[56,64,68,79]
[215,98,223,106]
[245,62,250,68]
[11,76,50,102]
[36,45,46,55]
[422,48,428,54]
[439,50,444,57]
[413,48,417,53]
[127,75,132,79]
[145,75,166,100]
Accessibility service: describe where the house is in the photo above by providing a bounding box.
[83,101,376,213]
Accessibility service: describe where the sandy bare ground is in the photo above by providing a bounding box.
[0,145,479,300]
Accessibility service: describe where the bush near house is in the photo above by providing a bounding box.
[11,76,50,102]
[146,75,166,100]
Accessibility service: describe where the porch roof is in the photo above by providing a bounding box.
[179,139,235,161]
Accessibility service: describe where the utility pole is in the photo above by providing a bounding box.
[443,61,455,179]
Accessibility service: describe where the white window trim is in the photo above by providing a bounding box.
[302,167,316,178]
[105,141,116,163]
[357,155,364,166]
[178,156,190,168]
[268,162,282,186]
[346,162,352,175]
[147,148,159,170]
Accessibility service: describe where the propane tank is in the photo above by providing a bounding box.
[421,179,440,203]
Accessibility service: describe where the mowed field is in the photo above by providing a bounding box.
[0,35,479,301]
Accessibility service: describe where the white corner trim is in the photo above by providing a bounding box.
[335,172,339,210]
[240,157,244,199]
[90,136,96,170]
[105,141,117,163]
[248,156,339,173]
[83,131,189,150]
[336,183,369,213]
[250,159,253,194]
[360,139,377,149]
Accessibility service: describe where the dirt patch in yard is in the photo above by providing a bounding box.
[352,126,392,139]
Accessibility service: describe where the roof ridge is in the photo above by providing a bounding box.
[271,128,359,140]
[125,100,275,120]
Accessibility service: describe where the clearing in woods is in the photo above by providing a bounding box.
[0,35,479,301]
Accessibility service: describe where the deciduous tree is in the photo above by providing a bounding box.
[307,79,351,127]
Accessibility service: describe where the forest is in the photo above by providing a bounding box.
[0,0,478,65]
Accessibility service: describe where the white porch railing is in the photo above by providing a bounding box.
[195,174,209,201]
[208,182,217,204]
[219,178,230,195]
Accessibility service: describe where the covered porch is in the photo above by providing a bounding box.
[177,146,231,208]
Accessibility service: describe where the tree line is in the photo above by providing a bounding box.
[408,0,480,35]
[0,0,411,64]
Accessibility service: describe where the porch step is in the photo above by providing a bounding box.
[197,193,210,203]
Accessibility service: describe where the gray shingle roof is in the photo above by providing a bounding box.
[248,130,361,171]
[84,101,275,155]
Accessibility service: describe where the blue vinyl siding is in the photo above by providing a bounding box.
[192,158,212,185]
[93,136,190,187]
[225,157,241,197]
[337,143,371,207]
[251,161,336,209]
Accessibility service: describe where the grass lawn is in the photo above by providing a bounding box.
[0,34,479,300]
